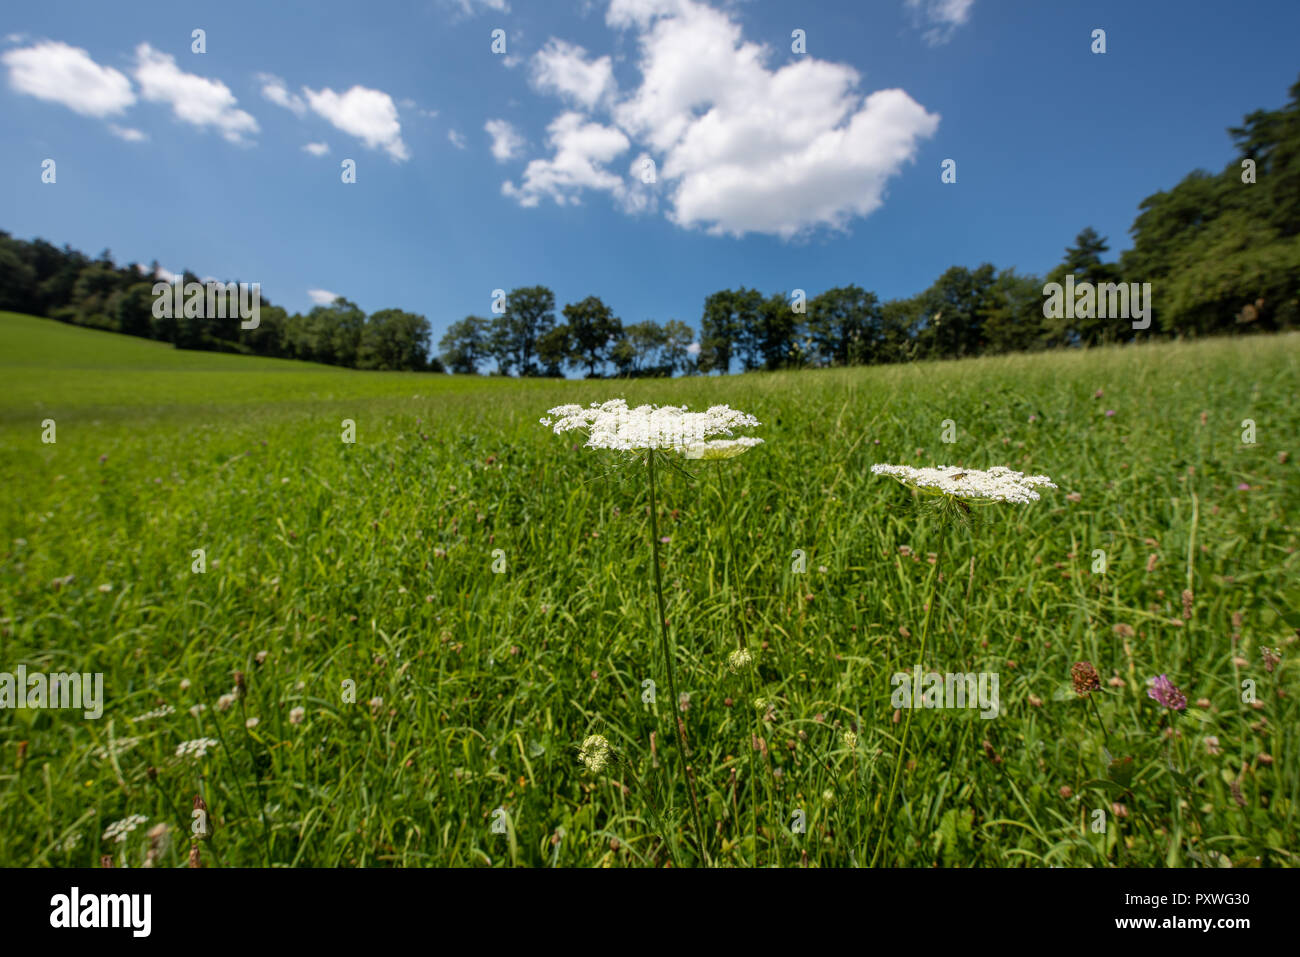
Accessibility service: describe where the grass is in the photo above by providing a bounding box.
[0,310,1297,867]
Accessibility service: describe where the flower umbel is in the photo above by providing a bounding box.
[578,734,611,774]
[727,647,753,673]
[1147,675,1187,711]
[542,399,760,452]
[871,464,1057,504]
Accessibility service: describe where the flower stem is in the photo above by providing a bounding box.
[1087,693,1112,752]
[870,520,946,867]
[647,450,710,866]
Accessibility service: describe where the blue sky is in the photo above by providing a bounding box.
[3,0,1298,344]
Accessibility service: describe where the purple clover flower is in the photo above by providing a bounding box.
[1147,674,1187,711]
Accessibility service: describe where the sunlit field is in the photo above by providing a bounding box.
[1,311,1296,867]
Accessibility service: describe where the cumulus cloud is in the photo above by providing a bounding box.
[134,44,258,144]
[307,289,340,305]
[2,41,135,117]
[303,85,409,161]
[530,39,615,110]
[484,118,524,161]
[501,111,630,208]
[502,0,940,239]
[448,128,467,150]
[302,141,330,156]
[904,0,976,46]
[258,73,306,115]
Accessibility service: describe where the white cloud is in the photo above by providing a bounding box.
[109,124,147,142]
[530,39,615,110]
[905,0,976,46]
[2,41,135,117]
[258,73,306,116]
[501,0,940,239]
[307,289,340,305]
[155,265,178,283]
[443,0,510,16]
[448,128,467,150]
[303,85,409,161]
[686,341,700,355]
[134,44,258,144]
[484,118,524,161]
[302,141,330,156]
[502,111,630,208]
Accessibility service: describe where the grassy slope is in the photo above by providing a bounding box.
[0,312,1297,867]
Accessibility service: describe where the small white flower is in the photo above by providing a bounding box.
[103,814,147,843]
[579,734,611,774]
[289,706,305,725]
[128,705,175,723]
[175,738,220,760]
[870,464,1057,504]
[843,730,858,749]
[727,648,754,673]
[245,717,260,729]
[189,703,206,717]
[216,693,236,712]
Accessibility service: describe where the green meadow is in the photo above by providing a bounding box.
[1,310,1297,867]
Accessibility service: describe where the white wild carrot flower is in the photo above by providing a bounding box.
[542,399,760,452]
[870,464,1057,504]
[128,705,175,723]
[727,648,754,674]
[579,734,611,774]
[175,738,220,760]
[103,814,147,844]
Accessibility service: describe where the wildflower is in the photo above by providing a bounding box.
[842,730,858,750]
[188,704,206,717]
[1071,661,1101,697]
[175,738,220,760]
[245,717,259,729]
[1105,409,1116,417]
[97,583,112,593]
[727,647,753,674]
[822,789,835,805]
[579,734,611,774]
[215,693,236,712]
[1181,589,1194,620]
[541,399,760,452]
[103,814,147,843]
[1147,675,1187,711]
[289,706,305,725]
[1237,482,1251,491]
[129,705,175,723]
[870,464,1056,504]
[1262,647,1281,673]
[1204,736,1221,756]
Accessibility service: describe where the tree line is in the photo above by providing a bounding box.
[3,74,1297,376]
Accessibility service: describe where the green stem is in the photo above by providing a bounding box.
[870,520,947,867]
[647,450,710,866]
